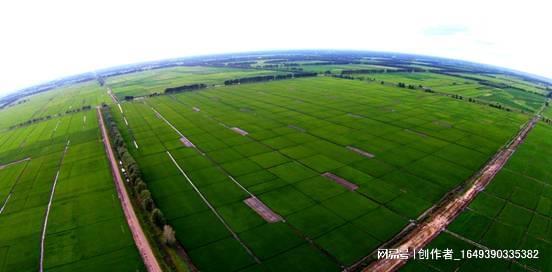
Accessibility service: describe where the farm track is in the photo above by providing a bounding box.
[359,114,540,272]
[96,107,162,272]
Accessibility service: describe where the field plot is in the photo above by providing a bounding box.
[352,72,546,112]
[114,76,527,271]
[0,81,108,129]
[405,123,552,271]
[294,64,399,73]
[0,111,143,271]
[106,66,286,98]
[543,105,552,120]
[452,73,550,95]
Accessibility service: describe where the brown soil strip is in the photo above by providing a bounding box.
[322,172,359,191]
[347,146,375,158]
[97,107,162,272]
[357,115,540,272]
[180,137,195,148]
[244,197,283,223]
[231,127,249,136]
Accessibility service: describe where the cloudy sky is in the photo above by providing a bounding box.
[0,0,550,94]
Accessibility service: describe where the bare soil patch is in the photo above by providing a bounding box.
[322,172,359,191]
[244,197,283,223]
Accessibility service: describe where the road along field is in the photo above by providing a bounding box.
[403,123,552,272]
[97,106,161,272]
[363,113,540,271]
[0,109,144,271]
[111,76,529,271]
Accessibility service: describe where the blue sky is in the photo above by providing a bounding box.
[0,0,550,94]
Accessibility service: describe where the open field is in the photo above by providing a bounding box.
[112,76,527,271]
[0,51,550,271]
[452,73,550,95]
[350,72,546,112]
[0,109,144,271]
[106,66,286,98]
[0,81,109,129]
[405,123,552,271]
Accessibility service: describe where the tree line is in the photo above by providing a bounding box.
[224,72,317,85]
[164,83,207,94]
[101,105,176,246]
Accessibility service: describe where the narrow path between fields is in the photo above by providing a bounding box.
[96,106,162,272]
[0,157,30,170]
[0,158,31,215]
[359,114,541,272]
[39,140,70,272]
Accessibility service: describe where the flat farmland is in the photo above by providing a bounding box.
[106,66,287,99]
[351,72,546,112]
[0,81,109,129]
[0,110,144,271]
[405,123,552,271]
[293,64,399,73]
[113,76,527,271]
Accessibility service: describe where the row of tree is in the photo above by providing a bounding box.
[397,82,416,89]
[223,72,317,85]
[165,83,207,94]
[101,105,176,246]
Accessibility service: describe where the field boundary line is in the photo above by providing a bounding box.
[163,95,345,267]
[0,158,31,214]
[0,157,30,170]
[166,150,261,264]
[97,106,162,272]
[39,139,70,272]
[352,114,540,272]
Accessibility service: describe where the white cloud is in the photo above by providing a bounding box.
[0,0,550,94]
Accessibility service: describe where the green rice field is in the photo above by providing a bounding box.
[0,53,550,271]
[112,76,529,271]
[405,123,552,271]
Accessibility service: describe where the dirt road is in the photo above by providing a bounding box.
[97,107,162,272]
[362,115,540,272]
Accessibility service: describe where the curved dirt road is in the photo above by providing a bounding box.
[97,107,162,272]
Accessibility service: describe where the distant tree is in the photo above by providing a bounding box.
[162,225,177,246]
